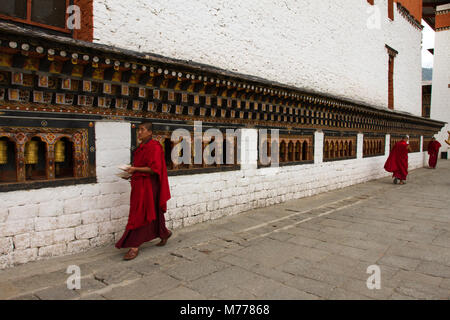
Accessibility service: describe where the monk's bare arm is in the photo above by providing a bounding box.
[127,166,155,175]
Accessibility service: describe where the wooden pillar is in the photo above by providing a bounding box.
[16,142,26,182]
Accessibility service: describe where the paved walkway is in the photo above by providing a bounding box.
[1,161,450,300]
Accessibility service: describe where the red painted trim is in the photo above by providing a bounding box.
[73,0,93,42]
[388,56,394,110]
[395,0,422,23]
[27,0,32,21]
[436,12,450,30]
[65,0,70,29]
[388,0,394,20]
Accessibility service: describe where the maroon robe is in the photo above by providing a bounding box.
[116,139,171,249]
[427,140,441,168]
[384,140,409,180]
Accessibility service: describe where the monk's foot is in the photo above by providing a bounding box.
[399,181,405,185]
[156,230,172,247]
[123,247,139,260]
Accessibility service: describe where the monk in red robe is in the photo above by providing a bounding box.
[384,135,411,185]
[427,137,441,169]
[116,122,172,260]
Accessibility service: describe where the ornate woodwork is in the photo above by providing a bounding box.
[258,132,314,167]
[0,118,96,192]
[131,125,240,175]
[0,126,91,182]
[409,136,421,153]
[324,133,357,161]
[363,134,385,157]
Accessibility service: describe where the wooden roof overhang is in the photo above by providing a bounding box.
[423,0,449,29]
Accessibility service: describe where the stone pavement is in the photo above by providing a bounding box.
[1,161,450,300]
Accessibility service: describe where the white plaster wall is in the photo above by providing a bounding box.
[93,0,422,114]
[385,3,423,116]
[314,131,324,164]
[430,24,450,157]
[357,133,364,159]
[409,152,427,171]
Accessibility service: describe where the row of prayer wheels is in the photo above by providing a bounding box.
[25,140,66,164]
[0,140,66,165]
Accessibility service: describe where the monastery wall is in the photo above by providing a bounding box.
[430,5,450,158]
[0,123,427,269]
[385,2,422,116]
[92,0,422,115]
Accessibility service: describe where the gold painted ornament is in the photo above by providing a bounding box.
[25,140,39,165]
[55,140,65,163]
[0,140,8,164]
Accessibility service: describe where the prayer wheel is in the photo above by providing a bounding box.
[25,140,39,165]
[288,142,294,160]
[55,140,65,163]
[0,140,7,164]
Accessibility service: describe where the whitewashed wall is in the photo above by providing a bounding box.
[385,2,422,116]
[93,0,422,115]
[430,5,450,158]
[0,122,427,268]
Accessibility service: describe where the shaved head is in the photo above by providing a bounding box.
[139,122,153,132]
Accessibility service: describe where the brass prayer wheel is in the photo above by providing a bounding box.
[25,140,39,165]
[0,140,7,164]
[55,140,65,163]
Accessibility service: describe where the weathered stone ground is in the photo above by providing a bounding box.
[1,161,449,300]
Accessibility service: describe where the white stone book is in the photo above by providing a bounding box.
[116,164,132,179]
[116,171,131,179]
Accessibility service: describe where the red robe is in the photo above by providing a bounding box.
[384,140,409,180]
[116,139,171,248]
[427,140,441,168]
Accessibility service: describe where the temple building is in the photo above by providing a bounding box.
[425,2,450,158]
[0,1,446,268]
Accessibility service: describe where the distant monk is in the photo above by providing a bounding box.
[384,135,411,185]
[427,137,441,169]
[116,122,172,260]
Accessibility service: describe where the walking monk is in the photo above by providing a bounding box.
[427,137,441,169]
[384,135,411,185]
[116,122,172,260]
